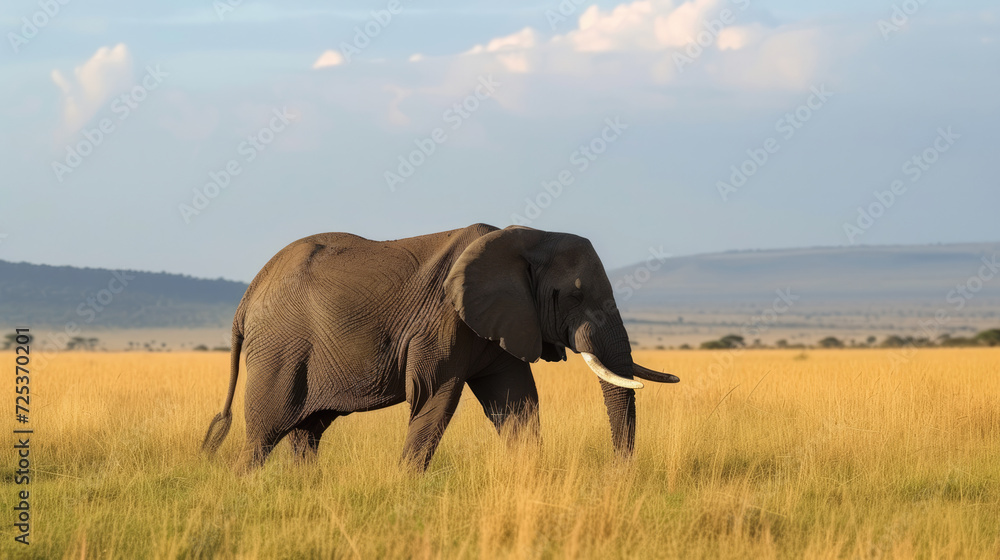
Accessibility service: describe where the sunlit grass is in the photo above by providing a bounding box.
[2,348,998,559]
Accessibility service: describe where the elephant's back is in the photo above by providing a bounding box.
[247,232,414,306]
[272,224,498,276]
[239,224,498,332]
[239,230,441,330]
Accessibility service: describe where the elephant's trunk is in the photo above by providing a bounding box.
[574,318,638,457]
[601,381,636,457]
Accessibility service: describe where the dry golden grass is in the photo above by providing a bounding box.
[2,348,999,559]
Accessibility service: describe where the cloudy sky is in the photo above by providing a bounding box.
[1,0,997,281]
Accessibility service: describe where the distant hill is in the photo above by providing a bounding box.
[609,242,1000,308]
[2,242,998,335]
[0,260,248,328]
[605,242,1000,346]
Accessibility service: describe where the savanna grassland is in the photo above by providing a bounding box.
[2,349,999,559]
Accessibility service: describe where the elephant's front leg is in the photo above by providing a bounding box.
[467,357,539,442]
[401,375,465,471]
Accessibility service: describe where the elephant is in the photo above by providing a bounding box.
[201,223,678,472]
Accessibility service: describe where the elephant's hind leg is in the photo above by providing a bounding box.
[236,425,286,474]
[237,358,311,473]
[287,410,339,463]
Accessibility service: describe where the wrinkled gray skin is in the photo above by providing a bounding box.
[202,224,678,472]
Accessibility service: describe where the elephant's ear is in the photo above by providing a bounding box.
[445,227,548,363]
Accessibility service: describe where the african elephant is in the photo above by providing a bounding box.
[201,223,678,472]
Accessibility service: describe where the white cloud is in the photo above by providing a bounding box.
[357,0,839,125]
[495,53,531,73]
[465,27,538,55]
[463,28,541,74]
[570,1,660,52]
[312,50,345,69]
[453,0,825,91]
[565,0,730,52]
[51,43,133,133]
[652,0,723,48]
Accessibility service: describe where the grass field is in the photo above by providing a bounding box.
[3,348,999,559]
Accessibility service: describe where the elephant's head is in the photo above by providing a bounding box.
[445,225,679,456]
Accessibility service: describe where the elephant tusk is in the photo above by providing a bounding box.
[633,363,680,383]
[581,353,644,390]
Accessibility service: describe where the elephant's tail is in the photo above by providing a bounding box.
[201,321,245,456]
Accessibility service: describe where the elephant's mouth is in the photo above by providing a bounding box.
[541,342,568,362]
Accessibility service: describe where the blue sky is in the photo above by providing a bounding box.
[1,0,997,281]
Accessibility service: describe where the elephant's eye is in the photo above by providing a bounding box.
[570,290,585,303]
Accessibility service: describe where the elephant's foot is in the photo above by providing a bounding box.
[233,435,280,475]
[233,450,266,475]
[500,412,541,446]
[287,429,321,464]
[399,448,433,473]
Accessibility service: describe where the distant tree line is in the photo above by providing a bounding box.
[695,329,1000,350]
[193,345,232,352]
[66,336,100,351]
[0,336,235,352]
[2,333,33,349]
